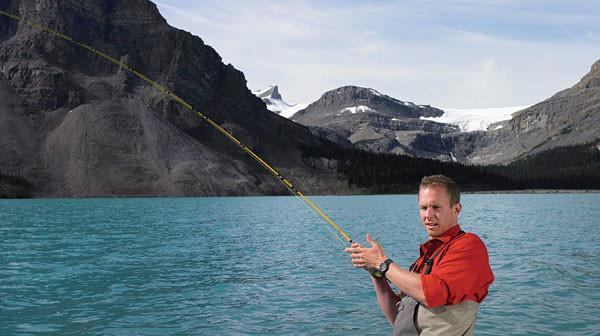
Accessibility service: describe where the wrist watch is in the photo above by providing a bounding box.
[378,258,394,277]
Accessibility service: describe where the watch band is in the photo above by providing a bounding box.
[380,258,394,277]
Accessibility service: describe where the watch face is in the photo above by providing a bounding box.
[379,262,388,273]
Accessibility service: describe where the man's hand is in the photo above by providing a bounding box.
[344,234,388,271]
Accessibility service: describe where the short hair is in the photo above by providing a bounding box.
[419,175,461,206]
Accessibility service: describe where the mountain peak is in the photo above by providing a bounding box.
[253,85,295,114]
[294,85,443,122]
[254,85,281,100]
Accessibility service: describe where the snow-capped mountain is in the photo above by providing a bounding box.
[421,106,532,132]
[253,85,308,118]
[253,66,599,165]
[289,85,455,160]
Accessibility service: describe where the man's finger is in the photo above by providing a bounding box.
[352,259,366,266]
[366,233,378,247]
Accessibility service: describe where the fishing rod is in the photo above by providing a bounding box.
[0,10,354,244]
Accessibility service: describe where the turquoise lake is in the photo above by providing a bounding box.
[1,194,599,335]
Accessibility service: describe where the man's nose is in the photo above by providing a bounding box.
[425,207,434,218]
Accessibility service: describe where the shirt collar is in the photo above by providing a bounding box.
[419,224,462,256]
[432,224,462,244]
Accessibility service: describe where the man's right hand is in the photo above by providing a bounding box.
[344,234,388,272]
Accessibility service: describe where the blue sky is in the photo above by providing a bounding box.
[155,0,600,108]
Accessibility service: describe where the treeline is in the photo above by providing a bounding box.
[301,142,516,193]
[301,139,600,193]
[489,140,600,189]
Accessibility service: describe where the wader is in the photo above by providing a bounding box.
[391,231,479,336]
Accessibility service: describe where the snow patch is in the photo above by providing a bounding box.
[340,105,376,114]
[282,102,309,119]
[420,105,531,132]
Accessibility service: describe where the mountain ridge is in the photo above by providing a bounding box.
[0,0,349,196]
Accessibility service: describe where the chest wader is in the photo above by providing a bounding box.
[391,231,480,336]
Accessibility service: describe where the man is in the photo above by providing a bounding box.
[344,175,494,335]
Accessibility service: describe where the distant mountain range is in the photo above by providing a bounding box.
[253,85,530,132]
[255,60,599,165]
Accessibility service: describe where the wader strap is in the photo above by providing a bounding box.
[423,230,465,275]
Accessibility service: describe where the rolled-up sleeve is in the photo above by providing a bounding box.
[421,234,494,308]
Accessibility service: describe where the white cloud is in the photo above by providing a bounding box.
[155,0,600,108]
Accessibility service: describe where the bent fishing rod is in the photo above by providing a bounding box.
[0,10,354,244]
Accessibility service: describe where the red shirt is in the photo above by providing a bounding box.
[413,225,494,308]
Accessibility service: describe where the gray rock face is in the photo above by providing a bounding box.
[290,86,458,160]
[0,0,348,196]
[446,59,600,165]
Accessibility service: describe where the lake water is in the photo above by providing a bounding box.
[1,194,599,335]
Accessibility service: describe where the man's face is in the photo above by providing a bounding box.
[418,185,461,238]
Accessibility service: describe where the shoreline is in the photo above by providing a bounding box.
[2,189,600,200]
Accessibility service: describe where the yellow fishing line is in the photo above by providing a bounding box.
[0,10,354,244]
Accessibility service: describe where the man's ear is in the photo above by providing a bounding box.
[454,202,462,215]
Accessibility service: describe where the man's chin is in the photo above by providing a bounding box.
[425,225,439,236]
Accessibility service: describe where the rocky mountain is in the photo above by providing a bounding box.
[290,86,460,161]
[0,0,350,196]
[445,60,600,165]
